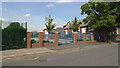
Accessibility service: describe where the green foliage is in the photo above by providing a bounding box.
[86,38,90,41]
[31,33,39,38]
[69,24,72,29]
[43,40,50,43]
[77,39,83,41]
[2,22,27,50]
[71,17,80,32]
[31,39,36,43]
[36,40,39,43]
[108,40,111,44]
[43,40,54,43]
[81,2,120,42]
[77,38,90,41]
[45,15,56,34]
[70,40,74,43]
[78,22,82,24]
[31,39,39,43]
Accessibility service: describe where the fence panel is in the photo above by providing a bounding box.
[43,34,55,43]
[77,32,84,41]
[86,32,91,41]
[58,31,74,45]
[31,32,39,44]
[59,33,64,39]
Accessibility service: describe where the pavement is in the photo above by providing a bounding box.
[1,47,55,59]
[46,42,106,50]
[1,42,106,59]
[1,42,119,66]
[1,42,118,59]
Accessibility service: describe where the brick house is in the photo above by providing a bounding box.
[43,27,73,39]
[63,19,89,33]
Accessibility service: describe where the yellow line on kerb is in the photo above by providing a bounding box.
[2,56,41,62]
[34,56,40,60]
[7,58,34,60]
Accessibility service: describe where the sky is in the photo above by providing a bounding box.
[2,2,88,32]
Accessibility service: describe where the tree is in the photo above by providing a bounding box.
[45,15,56,34]
[2,22,26,50]
[81,2,120,42]
[69,24,72,29]
[71,17,80,32]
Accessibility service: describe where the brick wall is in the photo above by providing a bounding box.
[74,32,96,45]
[28,31,96,48]
[27,32,31,48]
[27,32,59,48]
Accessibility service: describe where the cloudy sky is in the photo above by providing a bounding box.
[2,1,88,31]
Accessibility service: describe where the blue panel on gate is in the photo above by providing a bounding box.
[77,32,84,41]
[86,32,91,41]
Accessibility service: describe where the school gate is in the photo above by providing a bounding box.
[59,29,74,45]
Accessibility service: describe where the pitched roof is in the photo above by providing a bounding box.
[64,19,88,28]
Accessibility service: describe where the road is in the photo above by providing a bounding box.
[2,43,118,66]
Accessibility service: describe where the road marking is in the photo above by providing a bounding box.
[5,58,34,60]
[26,53,33,55]
[34,56,40,60]
[9,55,16,56]
[2,56,41,61]
[112,43,119,44]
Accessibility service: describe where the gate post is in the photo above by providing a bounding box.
[91,32,95,42]
[74,33,77,45]
[55,32,59,46]
[27,32,31,48]
[39,32,44,47]
[83,33,86,42]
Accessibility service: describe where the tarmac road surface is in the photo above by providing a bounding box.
[2,43,118,66]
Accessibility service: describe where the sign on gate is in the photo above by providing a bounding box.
[82,28,86,33]
[65,29,68,35]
